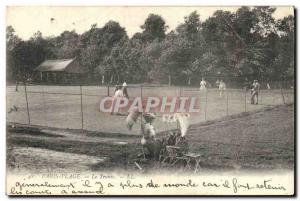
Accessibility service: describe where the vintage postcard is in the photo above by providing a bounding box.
[6,6,295,196]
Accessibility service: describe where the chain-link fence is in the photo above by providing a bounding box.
[6,82,294,135]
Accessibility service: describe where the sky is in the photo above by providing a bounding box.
[6,6,294,40]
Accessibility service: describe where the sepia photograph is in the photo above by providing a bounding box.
[5,5,295,196]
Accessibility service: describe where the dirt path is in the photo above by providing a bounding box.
[9,147,106,172]
[7,104,294,173]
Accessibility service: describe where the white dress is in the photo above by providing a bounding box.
[111,89,124,114]
[219,82,226,90]
[200,81,206,90]
[114,89,124,97]
[219,82,226,97]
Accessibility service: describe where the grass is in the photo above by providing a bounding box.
[6,85,294,136]
[7,104,294,173]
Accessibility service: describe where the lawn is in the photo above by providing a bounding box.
[7,103,294,173]
[6,85,294,135]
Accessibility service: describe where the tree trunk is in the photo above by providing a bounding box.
[168,74,171,86]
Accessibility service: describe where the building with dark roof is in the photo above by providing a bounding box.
[34,58,88,84]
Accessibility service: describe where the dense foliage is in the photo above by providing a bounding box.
[6,7,294,86]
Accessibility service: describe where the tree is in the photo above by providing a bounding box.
[201,10,237,77]
[140,39,163,83]
[102,21,128,47]
[80,21,128,74]
[53,30,82,59]
[273,15,294,79]
[6,7,294,86]
[6,26,22,81]
[9,31,55,81]
[121,40,148,83]
[151,33,196,85]
[200,7,286,82]
[177,11,201,40]
[175,11,205,84]
[252,6,277,37]
[141,14,168,42]
[6,26,21,51]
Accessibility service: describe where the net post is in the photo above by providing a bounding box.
[140,86,143,130]
[80,85,84,130]
[280,82,286,104]
[205,89,208,120]
[226,89,229,116]
[41,86,48,127]
[260,89,263,104]
[177,87,180,129]
[244,88,247,112]
[24,80,31,125]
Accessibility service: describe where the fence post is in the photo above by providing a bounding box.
[244,88,247,112]
[177,86,180,129]
[80,85,84,129]
[42,86,47,127]
[226,89,229,116]
[24,81,31,125]
[205,89,208,120]
[107,85,110,96]
[280,83,286,104]
[140,86,143,129]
